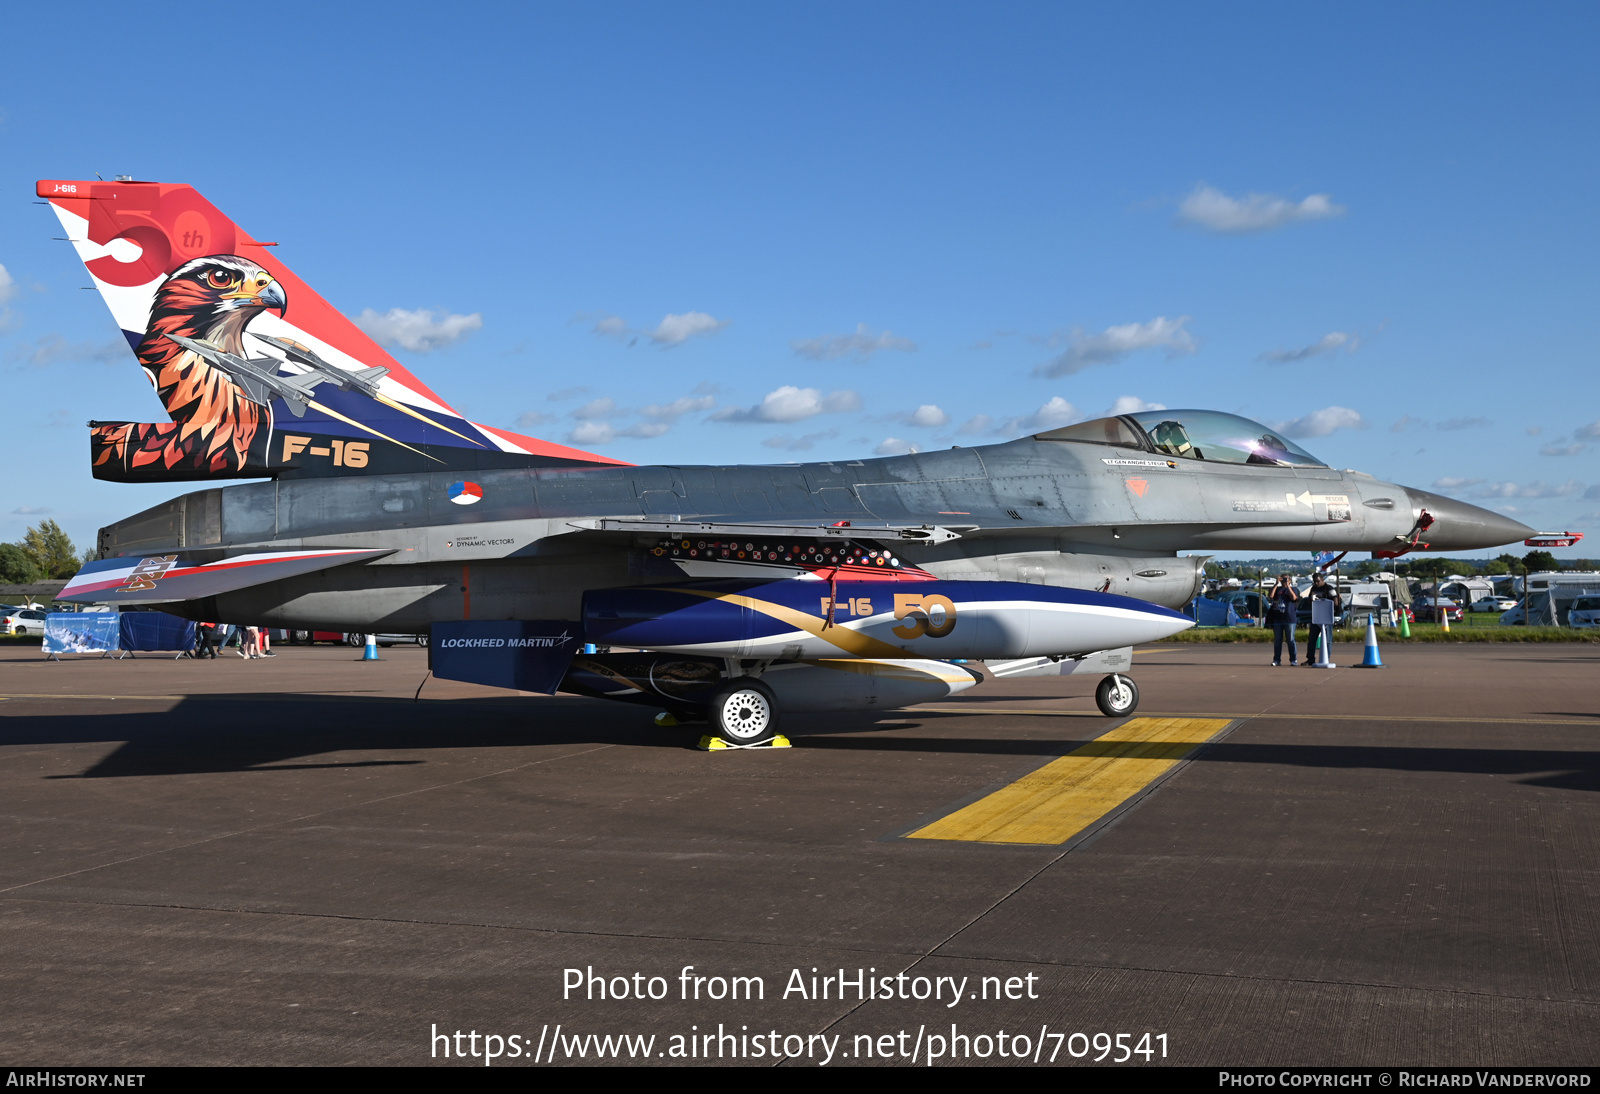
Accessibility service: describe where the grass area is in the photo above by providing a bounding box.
[1171,624,1598,643]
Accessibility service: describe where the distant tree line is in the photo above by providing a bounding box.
[0,520,82,583]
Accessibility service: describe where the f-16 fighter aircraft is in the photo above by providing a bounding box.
[44,179,1534,741]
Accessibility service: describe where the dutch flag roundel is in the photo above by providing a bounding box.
[448,481,483,506]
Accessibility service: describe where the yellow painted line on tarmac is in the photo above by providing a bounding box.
[906,716,1234,845]
[910,707,1598,727]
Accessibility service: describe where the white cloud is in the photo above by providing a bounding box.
[1576,420,1600,440]
[354,308,482,352]
[1259,331,1357,364]
[549,386,589,401]
[640,395,716,422]
[958,414,994,436]
[713,386,861,423]
[762,429,839,452]
[0,263,16,304]
[650,312,728,346]
[1177,184,1346,234]
[1527,426,1544,436]
[571,397,618,420]
[1541,440,1588,457]
[591,315,631,340]
[1438,416,1492,431]
[1106,395,1167,416]
[1472,480,1585,499]
[1391,414,1424,433]
[14,334,126,368]
[906,404,949,428]
[566,420,671,446]
[1001,397,1083,436]
[1269,406,1366,438]
[514,410,556,429]
[793,323,917,361]
[568,421,615,445]
[874,437,920,456]
[1035,317,1197,378]
[1433,477,1485,490]
[11,506,51,515]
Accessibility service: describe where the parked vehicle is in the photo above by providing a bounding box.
[1216,590,1264,622]
[1411,596,1463,623]
[1471,595,1517,613]
[3,608,49,635]
[1568,596,1600,629]
[288,630,350,645]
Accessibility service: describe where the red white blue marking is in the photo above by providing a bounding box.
[449,481,483,505]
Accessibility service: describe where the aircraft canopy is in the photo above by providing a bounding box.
[1036,409,1327,468]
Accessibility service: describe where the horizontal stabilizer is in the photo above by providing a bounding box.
[59,548,394,605]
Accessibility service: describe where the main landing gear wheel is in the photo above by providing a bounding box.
[708,678,779,744]
[1095,674,1139,717]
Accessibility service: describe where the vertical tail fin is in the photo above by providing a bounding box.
[38,179,621,481]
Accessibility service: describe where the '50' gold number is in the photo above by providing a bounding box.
[892,593,958,639]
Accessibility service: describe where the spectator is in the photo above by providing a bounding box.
[1265,573,1299,666]
[196,621,218,660]
[1305,573,1343,666]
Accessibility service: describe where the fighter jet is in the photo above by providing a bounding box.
[43,179,1535,740]
[158,332,326,418]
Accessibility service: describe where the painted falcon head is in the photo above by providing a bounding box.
[156,255,287,351]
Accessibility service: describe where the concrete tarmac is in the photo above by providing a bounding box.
[0,641,1595,1066]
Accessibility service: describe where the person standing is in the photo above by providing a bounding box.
[1305,573,1344,666]
[1266,573,1299,666]
[196,621,218,660]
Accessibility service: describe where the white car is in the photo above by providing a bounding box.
[3,608,49,635]
[1568,596,1600,629]
[1471,595,1517,613]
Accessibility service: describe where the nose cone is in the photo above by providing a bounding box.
[1404,487,1536,550]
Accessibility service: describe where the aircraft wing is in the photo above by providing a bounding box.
[58,548,395,606]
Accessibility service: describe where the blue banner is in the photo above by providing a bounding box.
[43,613,121,654]
[119,612,197,652]
[430,621,581,694]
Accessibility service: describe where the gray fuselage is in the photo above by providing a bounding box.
[95,433,1530,631]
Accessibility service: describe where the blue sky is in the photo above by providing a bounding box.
[2,3,1596,559]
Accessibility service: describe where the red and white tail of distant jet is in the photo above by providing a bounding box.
[38,178,623,482]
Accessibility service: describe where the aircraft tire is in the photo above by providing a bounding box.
[709,678,779,745]
[1095,674,1139,717]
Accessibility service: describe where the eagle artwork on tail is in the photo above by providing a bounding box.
[91,256,287,476]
